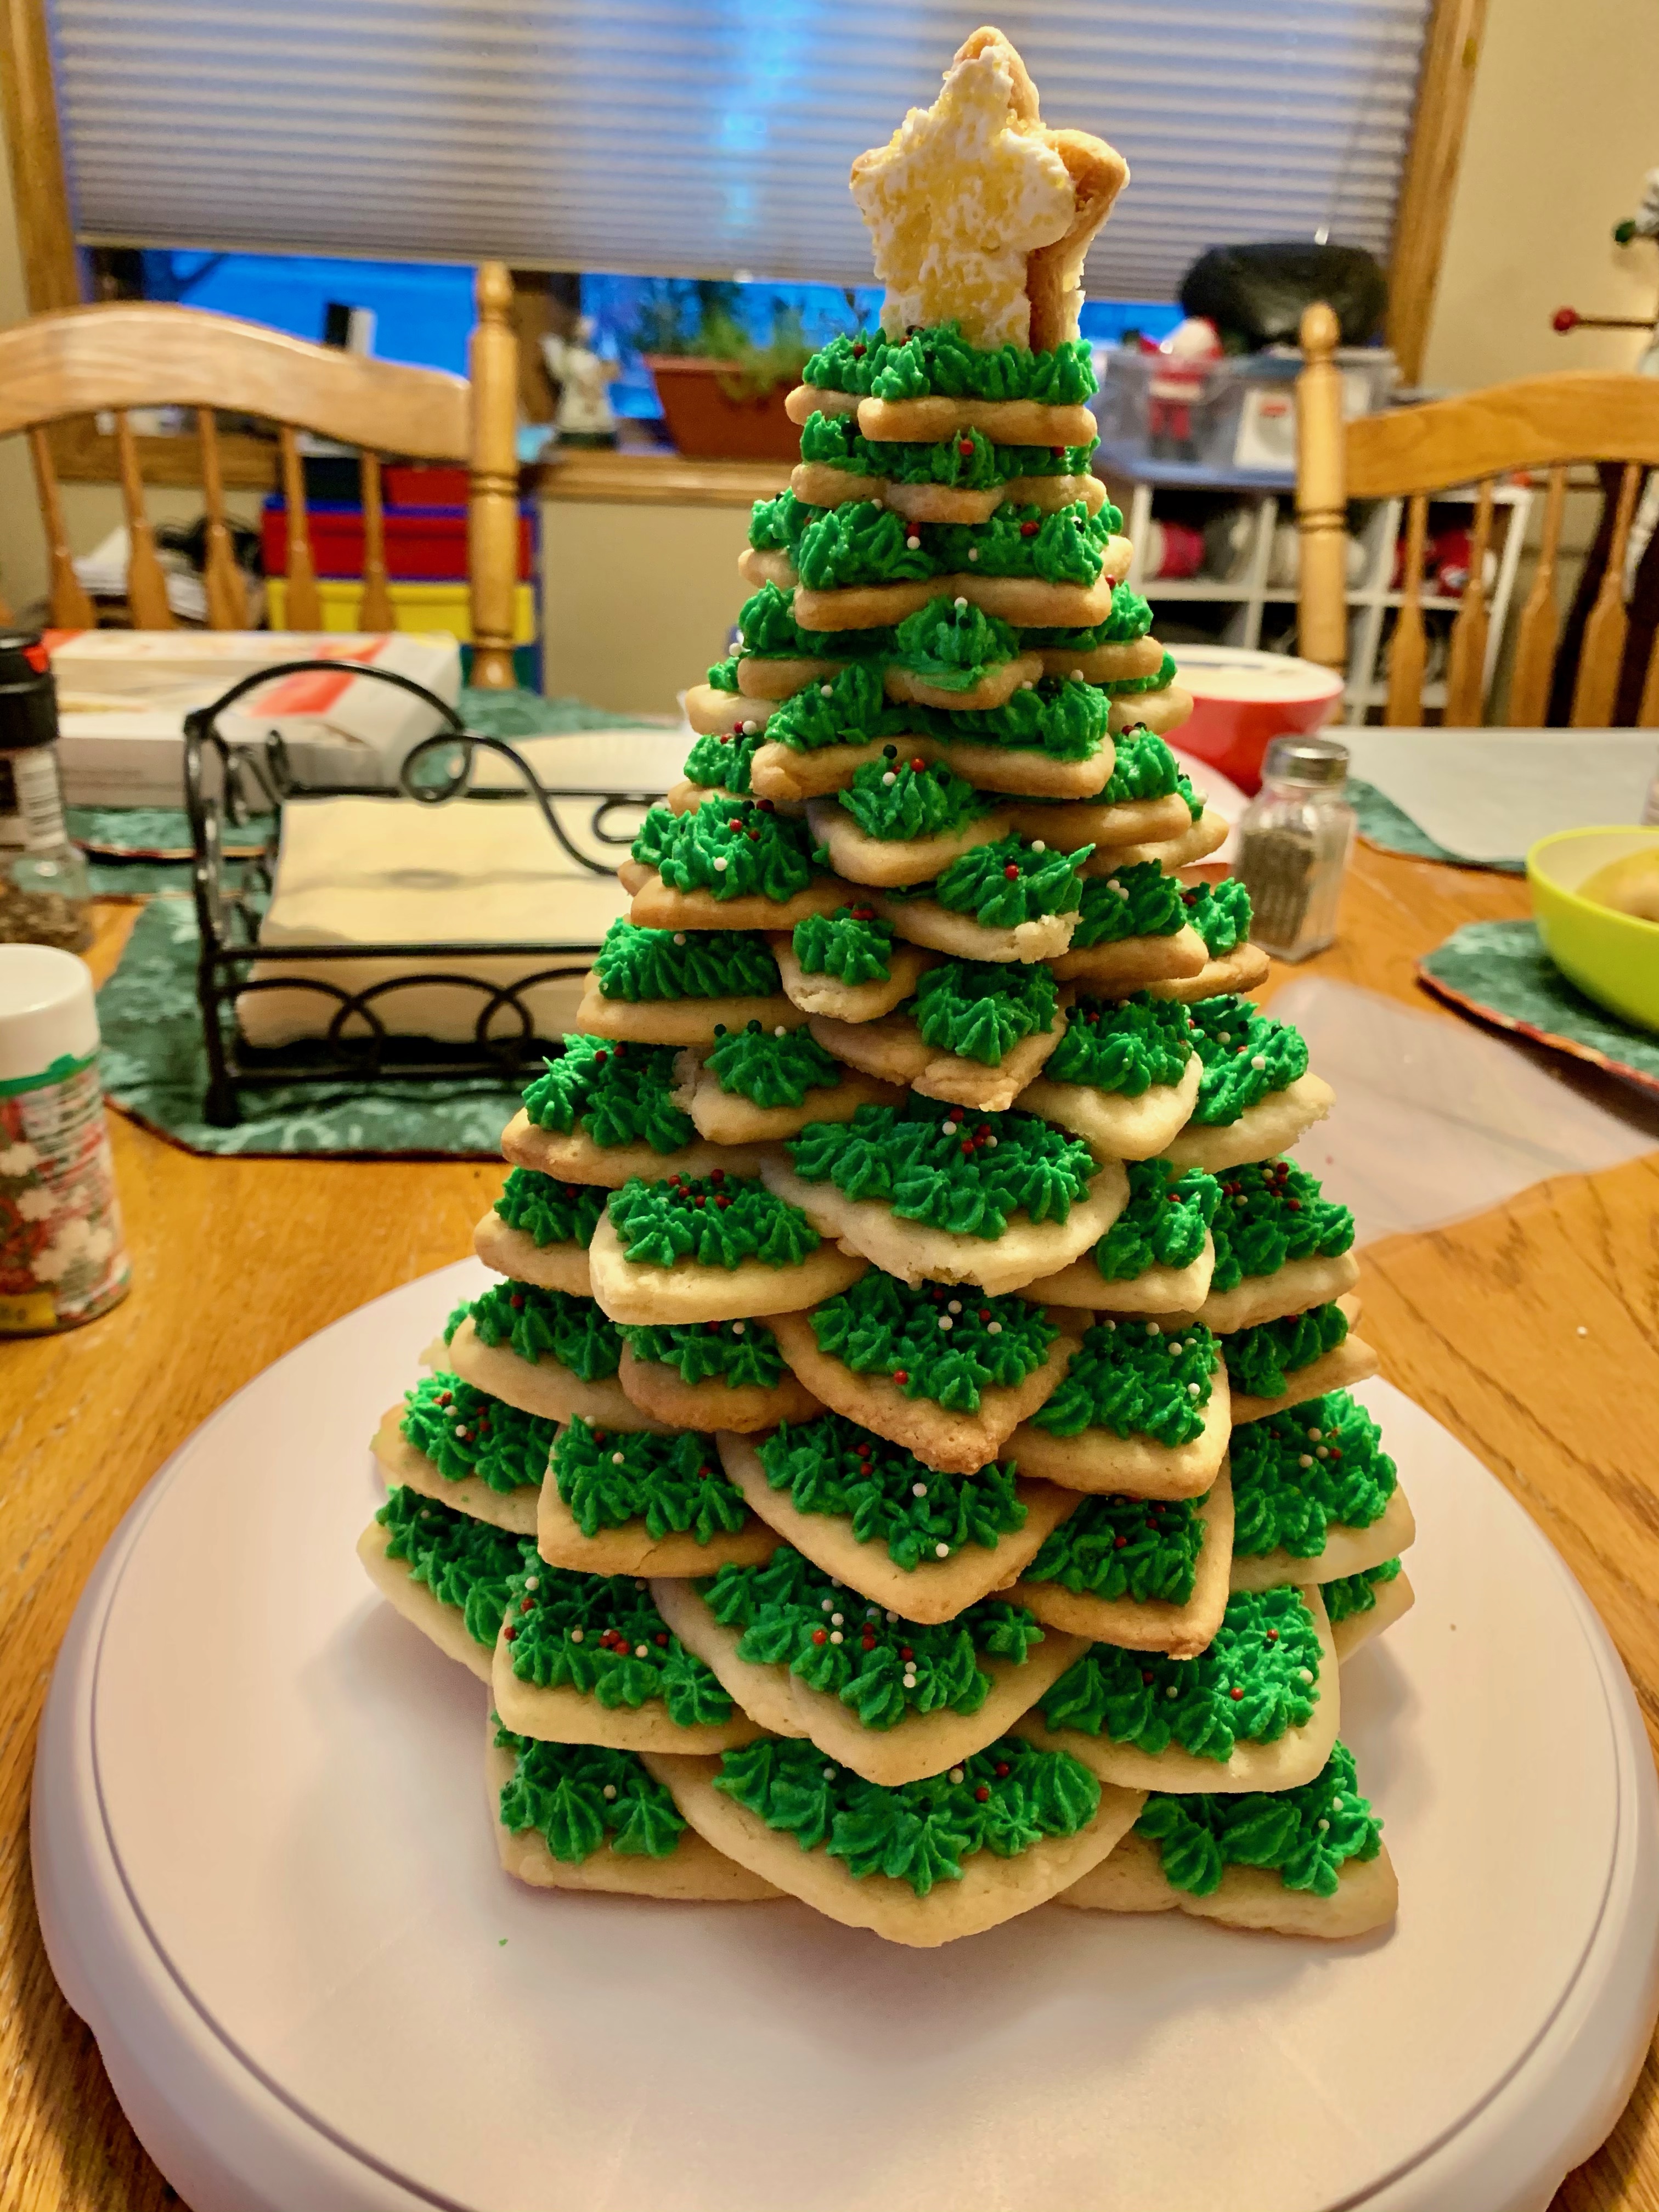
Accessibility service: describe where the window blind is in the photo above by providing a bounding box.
[49,0,1434,301]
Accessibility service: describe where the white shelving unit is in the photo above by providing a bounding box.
[1104,460,1533,724]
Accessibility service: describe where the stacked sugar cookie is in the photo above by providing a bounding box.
[358,25,1411,1949]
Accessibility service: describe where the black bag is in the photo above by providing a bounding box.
[1179,244,1387,350]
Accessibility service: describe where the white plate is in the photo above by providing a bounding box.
[33,1260,1659,2212]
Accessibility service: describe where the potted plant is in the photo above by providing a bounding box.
[636,281,816,462]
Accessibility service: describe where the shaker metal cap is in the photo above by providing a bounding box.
[1262,733,1349,788]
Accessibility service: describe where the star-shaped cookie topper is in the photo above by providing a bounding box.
[850,26,1127,353]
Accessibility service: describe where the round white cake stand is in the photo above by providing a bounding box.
[32,1260,1659,2212]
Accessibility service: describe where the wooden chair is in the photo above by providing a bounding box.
[0,263,521,688]
[1296,300,1659,727]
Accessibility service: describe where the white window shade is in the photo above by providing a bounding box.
[49,0,1434,301]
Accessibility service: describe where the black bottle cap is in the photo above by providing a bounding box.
[0,630,59,751]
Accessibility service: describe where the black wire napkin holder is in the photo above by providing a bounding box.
[182,660,664,1126]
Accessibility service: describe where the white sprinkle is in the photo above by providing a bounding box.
[1299,1453,1313,1468]
[1167,1340,1182,1357]
[454,1427,470,1441]
[1316,1446,1329,1460]
[948,1767,966,1785]
[774,1025,787,1037]
[823,1765,837,1780]
[673,931,687,945]
[985,1134,997,1147]
[603,1784,617,1801]
[1165,1684,1179,1699]
[830,1630,843,1645]
[905,534,921,550]
[820,684,833,697]
[635,1577,647,1588]
[570,1627,583,1643]
[612,1451,624,1465]
[938,1315,953,1331]
[885,1609,898,1622]
[955,596,968,610]
[1317,1818,1330,1832]
[948,1300,962,1314]
[1307,1426,1322,1441]
[1217,1031,1231,1044]
[941,1119,958,1136]
[1187,1382,1201,1397]
[1145,1321,1159,1336]
[935,1542,950,1558]
[967,546,979,561]
[1330,1793,1345,1809]
[1108,878,1123,894]
[1103,1317,1116,1331]
[831,1612,844,1626]
[1020,679,1035,691]
[732,1322,746,1334]
[524,1575,539,1590]
[713,855,729,872]
[913,1482,928,1498]
[1031,839,1046,853]
[882,770,897,786]
[1299,1667,1313,1684]
[988,1321,1002,1335]
[903,1673,917,1688]
[635,1643,649,1657]
[1577,1325,1588,1336]
[821,1598,834,1611]
[742,718,759,735]
[1251,1053,1267,1070]
[1069,669,1085,682]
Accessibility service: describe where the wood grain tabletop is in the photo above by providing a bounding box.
[1,838,1655,2211]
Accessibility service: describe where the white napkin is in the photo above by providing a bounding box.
[1342,729,1657,862]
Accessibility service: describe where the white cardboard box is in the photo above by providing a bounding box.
[49,630,462,807]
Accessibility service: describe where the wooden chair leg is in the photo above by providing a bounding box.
[1444,479,1494,726]
[1294,302,1348,678]
[115,411,173,628]
[278,426,322,629]
[1573,462,1640,726]
[1385,495,1429,726]
[29,426,96,629]
[197,409,247,629]
[1508,465,1566,726]
[467,261,521,691]
[358,452,395,630]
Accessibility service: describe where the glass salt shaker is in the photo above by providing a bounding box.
[1233,734,1357,962]
[0,630,93,954]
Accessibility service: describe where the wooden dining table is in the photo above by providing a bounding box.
[3,837,1657,2212]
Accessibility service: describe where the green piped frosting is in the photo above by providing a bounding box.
[808,1272,1055,1412]
[1090,1160,1218,1282]
[792,904,894,983]
[1223,1302,1348,1400]
[630,797,824,904]
[840,749,994,840]
[707,1020,843,1109]
[1321,1556,1402,1625]
[1072,860,1189,947]
[787,1096,1096,1239]
[713,1732,1099,1896]
[493,1168,606,1251]
[621,1317,785,1390]
[1135,1740,1381,1897]
[929,833,1091,928]
[1096,727,1195,810]
[802,323,1097,406]
[793,500,934,591]
[593,919,780,1003]
[500,1562,732,1725]
[1209,1159,1354,1292]
[1023,588,1154,649]
[912,958,1059,1065]
[762,659,1109,763]
[1183,877,1253,957]
[377,1485,531,1646]
[1188,995,1308,1125]
[448,1282,622,1380]
[682,723,768,796]
[606,1172,820,1270]
[798,409,1099,489]
[551,1415,751,1544]
[1229,1390,1397,1558]
[1025,1488,1207,1606]
[890,597,1022,690]
[1043,991,1193,1094]
[495,1721,687,1861]
[520,1035,691,1152]
[1032,1316,1216,1448]
[399,1373,553,1493]
[1040,1586,1323,1760]
[733,580,891,662]
[757,1412,1025,1568]
[703,1544,1045,1730]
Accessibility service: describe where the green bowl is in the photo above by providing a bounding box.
[1527,825,1659,1035]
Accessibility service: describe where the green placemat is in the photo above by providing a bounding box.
[97,891,530,1157]
[1350,778,1525,876]
[1418,917,1659,1097]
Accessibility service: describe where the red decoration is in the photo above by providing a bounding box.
[811,1628,828,1645]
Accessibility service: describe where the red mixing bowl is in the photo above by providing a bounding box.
[1169,646,1345,794]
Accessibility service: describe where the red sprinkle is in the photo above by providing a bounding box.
[852,342,866,358]
[594,1051,607,1065]
[1004,863,1020,879]
[510,1293,524,1310]
[520,1597,533,1612]
[893,1369,909,1384]
[1020,521,1039,538]
[1265,1628,1279,1644]
[1050,445,1065,459]
[974,1785,991,1802]
[1114,1534,1129,1550]
[900,1646,915,1662]
[812,1628,828,1645]
[995,1761,1010,1778]
[656,1633,669,1647]
[910,755,927,772]
[1229,1686,1245,1701]
[958,438,975,456]
[503,1626,516,1642]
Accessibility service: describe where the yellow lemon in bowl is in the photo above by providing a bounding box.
[1527,825,1659,1034]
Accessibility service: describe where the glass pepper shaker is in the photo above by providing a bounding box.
[0,630,93,953]
[1233,734,1357,962]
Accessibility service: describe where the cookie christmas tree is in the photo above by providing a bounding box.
[358,25,1409,1948]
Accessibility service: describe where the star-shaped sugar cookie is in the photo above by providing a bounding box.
[850,26,1127,351]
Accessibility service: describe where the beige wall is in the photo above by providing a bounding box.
[1422,0,1659,390]
[0,97,48,613]
[540,500,753,713]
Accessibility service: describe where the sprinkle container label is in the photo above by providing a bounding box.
[0,1056,129,1333]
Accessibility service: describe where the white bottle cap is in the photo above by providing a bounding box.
[0,943,99,1087]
